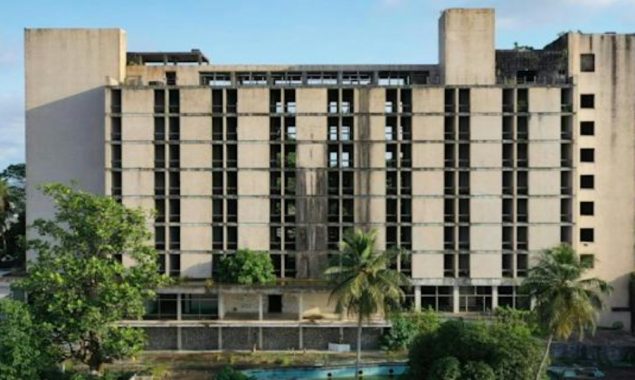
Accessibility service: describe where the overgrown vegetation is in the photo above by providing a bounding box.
[217,249,276,285]
[0,163,25,268]
[521,244,612,379]
[324,229,409,379]
[215,366,253,380]
[0,299,55,380]
[381,308,440,351]
[408,318,544,380]
[10,183,168,376]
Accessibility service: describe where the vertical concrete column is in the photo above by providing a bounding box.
[299,326,304,349]
[218,327,223,350]
[177,326,182,351]
[491,286,498,310]
[258,327,263,349]
[258,294,264,320]
[414,286,422,312]
[297,293,304,321]
[218,292,225,320]
[176,293,182,351]
[176,293,182,320]
[453,285,460,313]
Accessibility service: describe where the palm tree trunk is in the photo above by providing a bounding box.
[536,334,553,380]
[355,312,363,380]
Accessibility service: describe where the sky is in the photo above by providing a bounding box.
[1,0,634,170]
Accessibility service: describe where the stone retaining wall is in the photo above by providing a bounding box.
[144,326,385,351]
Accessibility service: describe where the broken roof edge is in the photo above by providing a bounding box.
[127,49,209,65]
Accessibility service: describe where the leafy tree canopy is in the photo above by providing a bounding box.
[16,183,168,373]
[217,249,276,285]
[0,163,26,265]
[0,299,55,380]
[408,319,544,380]
[381,308,440,351]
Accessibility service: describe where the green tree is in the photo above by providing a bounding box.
[0,179,11,255]
[215,366,252,380]
[324,229,408,379]
[408,319,543,380]
[462,361,495,380]
[0,164,26,266]
[0,299,54,380]
[380,308,440,351]
[17,183,168,374]
[217,249,276,284]
[522,244,612,380]
[428,356,461,380]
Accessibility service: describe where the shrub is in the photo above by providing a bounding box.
[0,299,55,380]
[215,366,251,380]
[612,321,624,330]
[427,356,461,380]
[408,319,544,380]
[218,249,276,285]
[381,308,440,351]
[489,321,543,380]
[462,361,496,380]
[494,306,542,335]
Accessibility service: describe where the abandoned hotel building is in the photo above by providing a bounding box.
[25,8,635,350]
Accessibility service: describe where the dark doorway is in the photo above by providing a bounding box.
[268,295,282,313]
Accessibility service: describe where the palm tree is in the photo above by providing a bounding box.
[324,229,409,379]
[522,244,612,380]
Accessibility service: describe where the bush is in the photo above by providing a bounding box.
[494,306,542,335]
[381,308,440,351]
[408,319,544,380]
[428,356,461,380]
[217,249,276,285]
[0,299,55,380]
[215,366,251,380]
[462,361,495,380]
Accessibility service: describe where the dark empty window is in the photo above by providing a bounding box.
[580,228,594,242]
[166,71,177,85]
[580,148,595,163]
[580,201,594,216]
[580,54,595,72]
[580,175,594,189]
[580,94,595,108]
[111,89,122,113]
[580,121,595,136]
[154,90,165,113]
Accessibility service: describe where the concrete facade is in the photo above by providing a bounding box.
[25,8,635,349]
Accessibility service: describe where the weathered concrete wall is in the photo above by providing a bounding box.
[439,8,495,85]
[261,328,300,350]
[25,29,126,260]
[302,327,342,350]
[181,327,219,350]
[144,325,384,351]
[144,327,178,350]
[568,33,635,329]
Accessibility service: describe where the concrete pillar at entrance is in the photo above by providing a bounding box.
[218,292,225,320]
[176,293,182,351]
[297,294,303,321]
[176,293,182,320]
[414,286,422,312]
[453,286,460,313]
[491,286,498,310]
[258,294,264,320]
